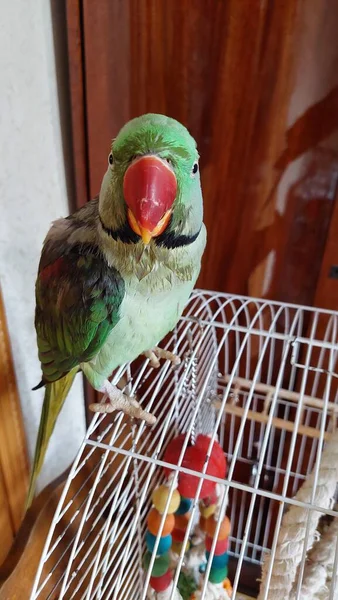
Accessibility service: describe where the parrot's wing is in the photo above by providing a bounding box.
[35,244,125,383]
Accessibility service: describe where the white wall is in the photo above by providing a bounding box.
[0,0,86,492]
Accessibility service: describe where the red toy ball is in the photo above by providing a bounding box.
[172,527,186,542]
[196,435,227,477]
[163,434,187,477]
[202,488,219,507]
[150,569,172,592]
[178,445,216,499]
[163,434,226,500]
[205,535,229,555]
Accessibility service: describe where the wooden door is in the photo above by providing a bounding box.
[0,287,29,564]
[67,0,338,309]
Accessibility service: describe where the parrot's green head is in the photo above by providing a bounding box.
[98,113,203,248]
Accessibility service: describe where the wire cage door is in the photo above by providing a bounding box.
[31,291,338,600]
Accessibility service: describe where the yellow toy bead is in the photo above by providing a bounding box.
[200,503,217,518]
[172,540,190,554]
[152,485,181,514]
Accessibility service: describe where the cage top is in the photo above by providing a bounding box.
[194,289,338,317]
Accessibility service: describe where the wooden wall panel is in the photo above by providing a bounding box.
[70,0,338,308]
[0,287,29,561]
[313,197,338,311]
[0,470,13,566]
[66,0,90,208]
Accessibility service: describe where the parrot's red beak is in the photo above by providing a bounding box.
[123,155,177,244]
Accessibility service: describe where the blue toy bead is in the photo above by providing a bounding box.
[206,551,229,569]
[145,531,172,555]
[175,497,193,515]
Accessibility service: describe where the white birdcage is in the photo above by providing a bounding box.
[30,290,338,600]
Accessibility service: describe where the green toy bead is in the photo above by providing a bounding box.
[142,551,170,577]
[208,565,229,584]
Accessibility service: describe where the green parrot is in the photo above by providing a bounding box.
[27,113,206,507]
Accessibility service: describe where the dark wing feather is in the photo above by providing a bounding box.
[35,243,125,383]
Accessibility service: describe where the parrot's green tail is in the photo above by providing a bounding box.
[26,368,78,509]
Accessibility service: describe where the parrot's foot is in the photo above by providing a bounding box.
[89,380,156,426]
[143,346,181,369]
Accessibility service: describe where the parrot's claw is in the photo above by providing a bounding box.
[143,346,181,369]
[90,380,156,426]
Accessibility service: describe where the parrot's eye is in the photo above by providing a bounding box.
[108,153,114,165]
[192,161,199,175]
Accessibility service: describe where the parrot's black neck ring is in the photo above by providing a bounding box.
[99,216,201,248]
[154,227,201,249]
[99,216,139,244]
